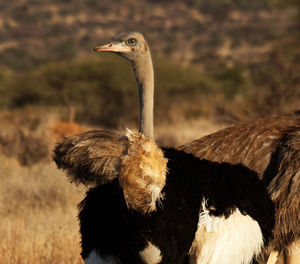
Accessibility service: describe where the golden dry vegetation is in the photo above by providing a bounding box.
[0,156,84,264]
[0,109,85,263]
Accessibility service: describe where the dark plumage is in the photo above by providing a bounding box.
[78,147,274,263]
[79,180,146,264]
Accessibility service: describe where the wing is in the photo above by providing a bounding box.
[53,130,129,186]
[53,129,168,214]
[178,115,300,176]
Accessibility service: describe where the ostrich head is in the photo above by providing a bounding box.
[94,32,154,139]
[93,32,150,61]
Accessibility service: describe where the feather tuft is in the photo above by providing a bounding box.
[120,130,167,214]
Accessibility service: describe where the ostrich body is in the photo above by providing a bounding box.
[54,32,275,264]
[55,130,274,264]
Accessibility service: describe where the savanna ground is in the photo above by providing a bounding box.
[0,109,83,263]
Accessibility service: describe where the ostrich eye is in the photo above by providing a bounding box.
[126,38,137,46]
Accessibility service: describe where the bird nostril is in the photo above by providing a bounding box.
[108,43,112,47]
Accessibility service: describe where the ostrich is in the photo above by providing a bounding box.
[91,32,300,264]
[55,129,274,264]
[54,32,275,264]
[178,114,300,263]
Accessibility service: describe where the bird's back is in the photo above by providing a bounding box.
[178,115,300,177]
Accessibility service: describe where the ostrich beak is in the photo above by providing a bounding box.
[93,42,131,53]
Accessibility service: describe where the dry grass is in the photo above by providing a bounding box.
[0,154,85,263]
[0,109,86,263]
[0,108,229,263]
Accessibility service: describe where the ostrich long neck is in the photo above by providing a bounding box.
[131,52,154,139]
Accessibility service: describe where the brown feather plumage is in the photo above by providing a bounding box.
[179,114,300,252]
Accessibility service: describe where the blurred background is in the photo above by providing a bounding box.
[0,0,299,263]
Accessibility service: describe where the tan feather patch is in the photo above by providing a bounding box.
[120,130,168,214]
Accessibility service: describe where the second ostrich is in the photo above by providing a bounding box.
[54,32,275,264]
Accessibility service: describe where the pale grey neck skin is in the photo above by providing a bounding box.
[131,51,154,139]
